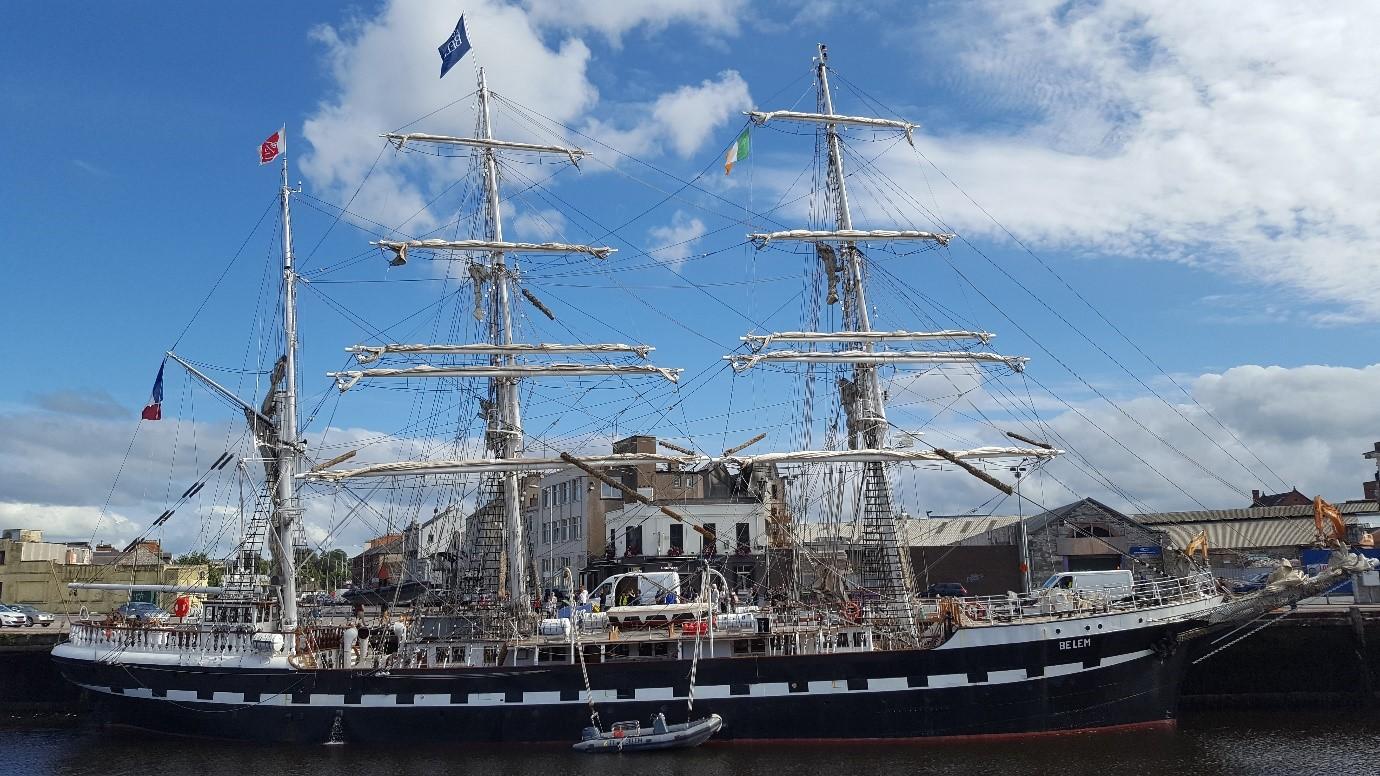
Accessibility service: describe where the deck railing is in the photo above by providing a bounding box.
[922,571,1219,626]
[68,621,261,655]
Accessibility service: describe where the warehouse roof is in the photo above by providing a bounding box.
[1135,501,1378,525]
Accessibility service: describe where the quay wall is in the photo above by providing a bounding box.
[0,631,85,713]
[1182,607,1380,708]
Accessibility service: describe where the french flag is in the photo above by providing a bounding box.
[141,362,165,421]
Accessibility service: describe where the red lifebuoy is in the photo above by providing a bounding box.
[841,601,862,623]
[172,595,191,618]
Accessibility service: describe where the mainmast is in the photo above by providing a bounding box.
[476,67,530,612]
[815,44,886,449]
[813,43,914,628]
[730,45,1053,637]
[274,143,301,629]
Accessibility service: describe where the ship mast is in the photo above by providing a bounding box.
[273,143,302,629]
[322,67,684,623]
[476,67,530,612]
[725,44,1053,638]
[813,43,914,629]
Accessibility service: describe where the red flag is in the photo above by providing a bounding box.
[259,126,284,165]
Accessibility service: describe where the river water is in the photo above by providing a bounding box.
[9,710,1379,776]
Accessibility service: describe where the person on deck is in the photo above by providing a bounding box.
[357,620,371,659]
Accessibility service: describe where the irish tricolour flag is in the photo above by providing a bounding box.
[724,128,750,175]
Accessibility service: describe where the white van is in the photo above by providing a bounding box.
[1040,570,1134,597]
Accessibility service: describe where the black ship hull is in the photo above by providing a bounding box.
[54,619,1193,744]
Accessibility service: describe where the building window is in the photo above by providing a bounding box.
[735,522,751,554]
[561,519,569,543]
[601,483,621,500]
[0,550,6,566]
[573,515,582,540]
[669,524,684,555]
[625,526,643,556]
[542,488,549,508]
[701,523,717,556]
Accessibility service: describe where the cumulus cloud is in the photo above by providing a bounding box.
[300,0,597,233]
[0,503,137,546]
[522,0,747,44]
[582,70,753,160]
[510,207,568,240]
[894,362,1380,518]
[861,1,1380,320]
[647,210,708,266]
[300,2,753,236]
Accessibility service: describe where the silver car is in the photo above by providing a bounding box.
[10,604,55,627]
[0,604,28,628]
[115,601,170,623]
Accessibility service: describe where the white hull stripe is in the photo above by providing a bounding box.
[83,650,1155,707]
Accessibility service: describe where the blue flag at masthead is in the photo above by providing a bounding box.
[438,15,471,78]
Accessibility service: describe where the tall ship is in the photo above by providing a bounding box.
[53,38,1370,744]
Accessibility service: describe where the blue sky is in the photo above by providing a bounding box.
[4,1,1380,555]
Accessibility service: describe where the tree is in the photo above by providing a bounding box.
[174,552,223,587]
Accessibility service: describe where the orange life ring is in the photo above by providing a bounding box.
[841,601,862,623]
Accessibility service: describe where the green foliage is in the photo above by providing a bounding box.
[297,548,351,591]
[174,552,223,587]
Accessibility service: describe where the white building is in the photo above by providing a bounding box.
[604,502,766,592]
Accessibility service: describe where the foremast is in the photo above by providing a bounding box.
[475,68,529,612]
[273,141,302,629]
[327,67,682,623]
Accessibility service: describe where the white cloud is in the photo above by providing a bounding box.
[647,210,708,266]
[862,1,1380,320]
[300,2,753,235]
[301,1,598,232]
[583,70,754,160]
[511,207,568,241]
[522,0,747,43]
[892,362,1380,518]
[0,503,137,546]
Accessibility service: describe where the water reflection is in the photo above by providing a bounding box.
[12,710,1380,776]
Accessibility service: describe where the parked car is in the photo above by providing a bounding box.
[922,582,970,598]
[8,604,55,627]
[0,604,28,628]
[115,601,170,623]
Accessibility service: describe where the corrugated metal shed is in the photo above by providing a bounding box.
[1157,518,1319,550]
[791,517,1019,547]
[1136,501,1379,525]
